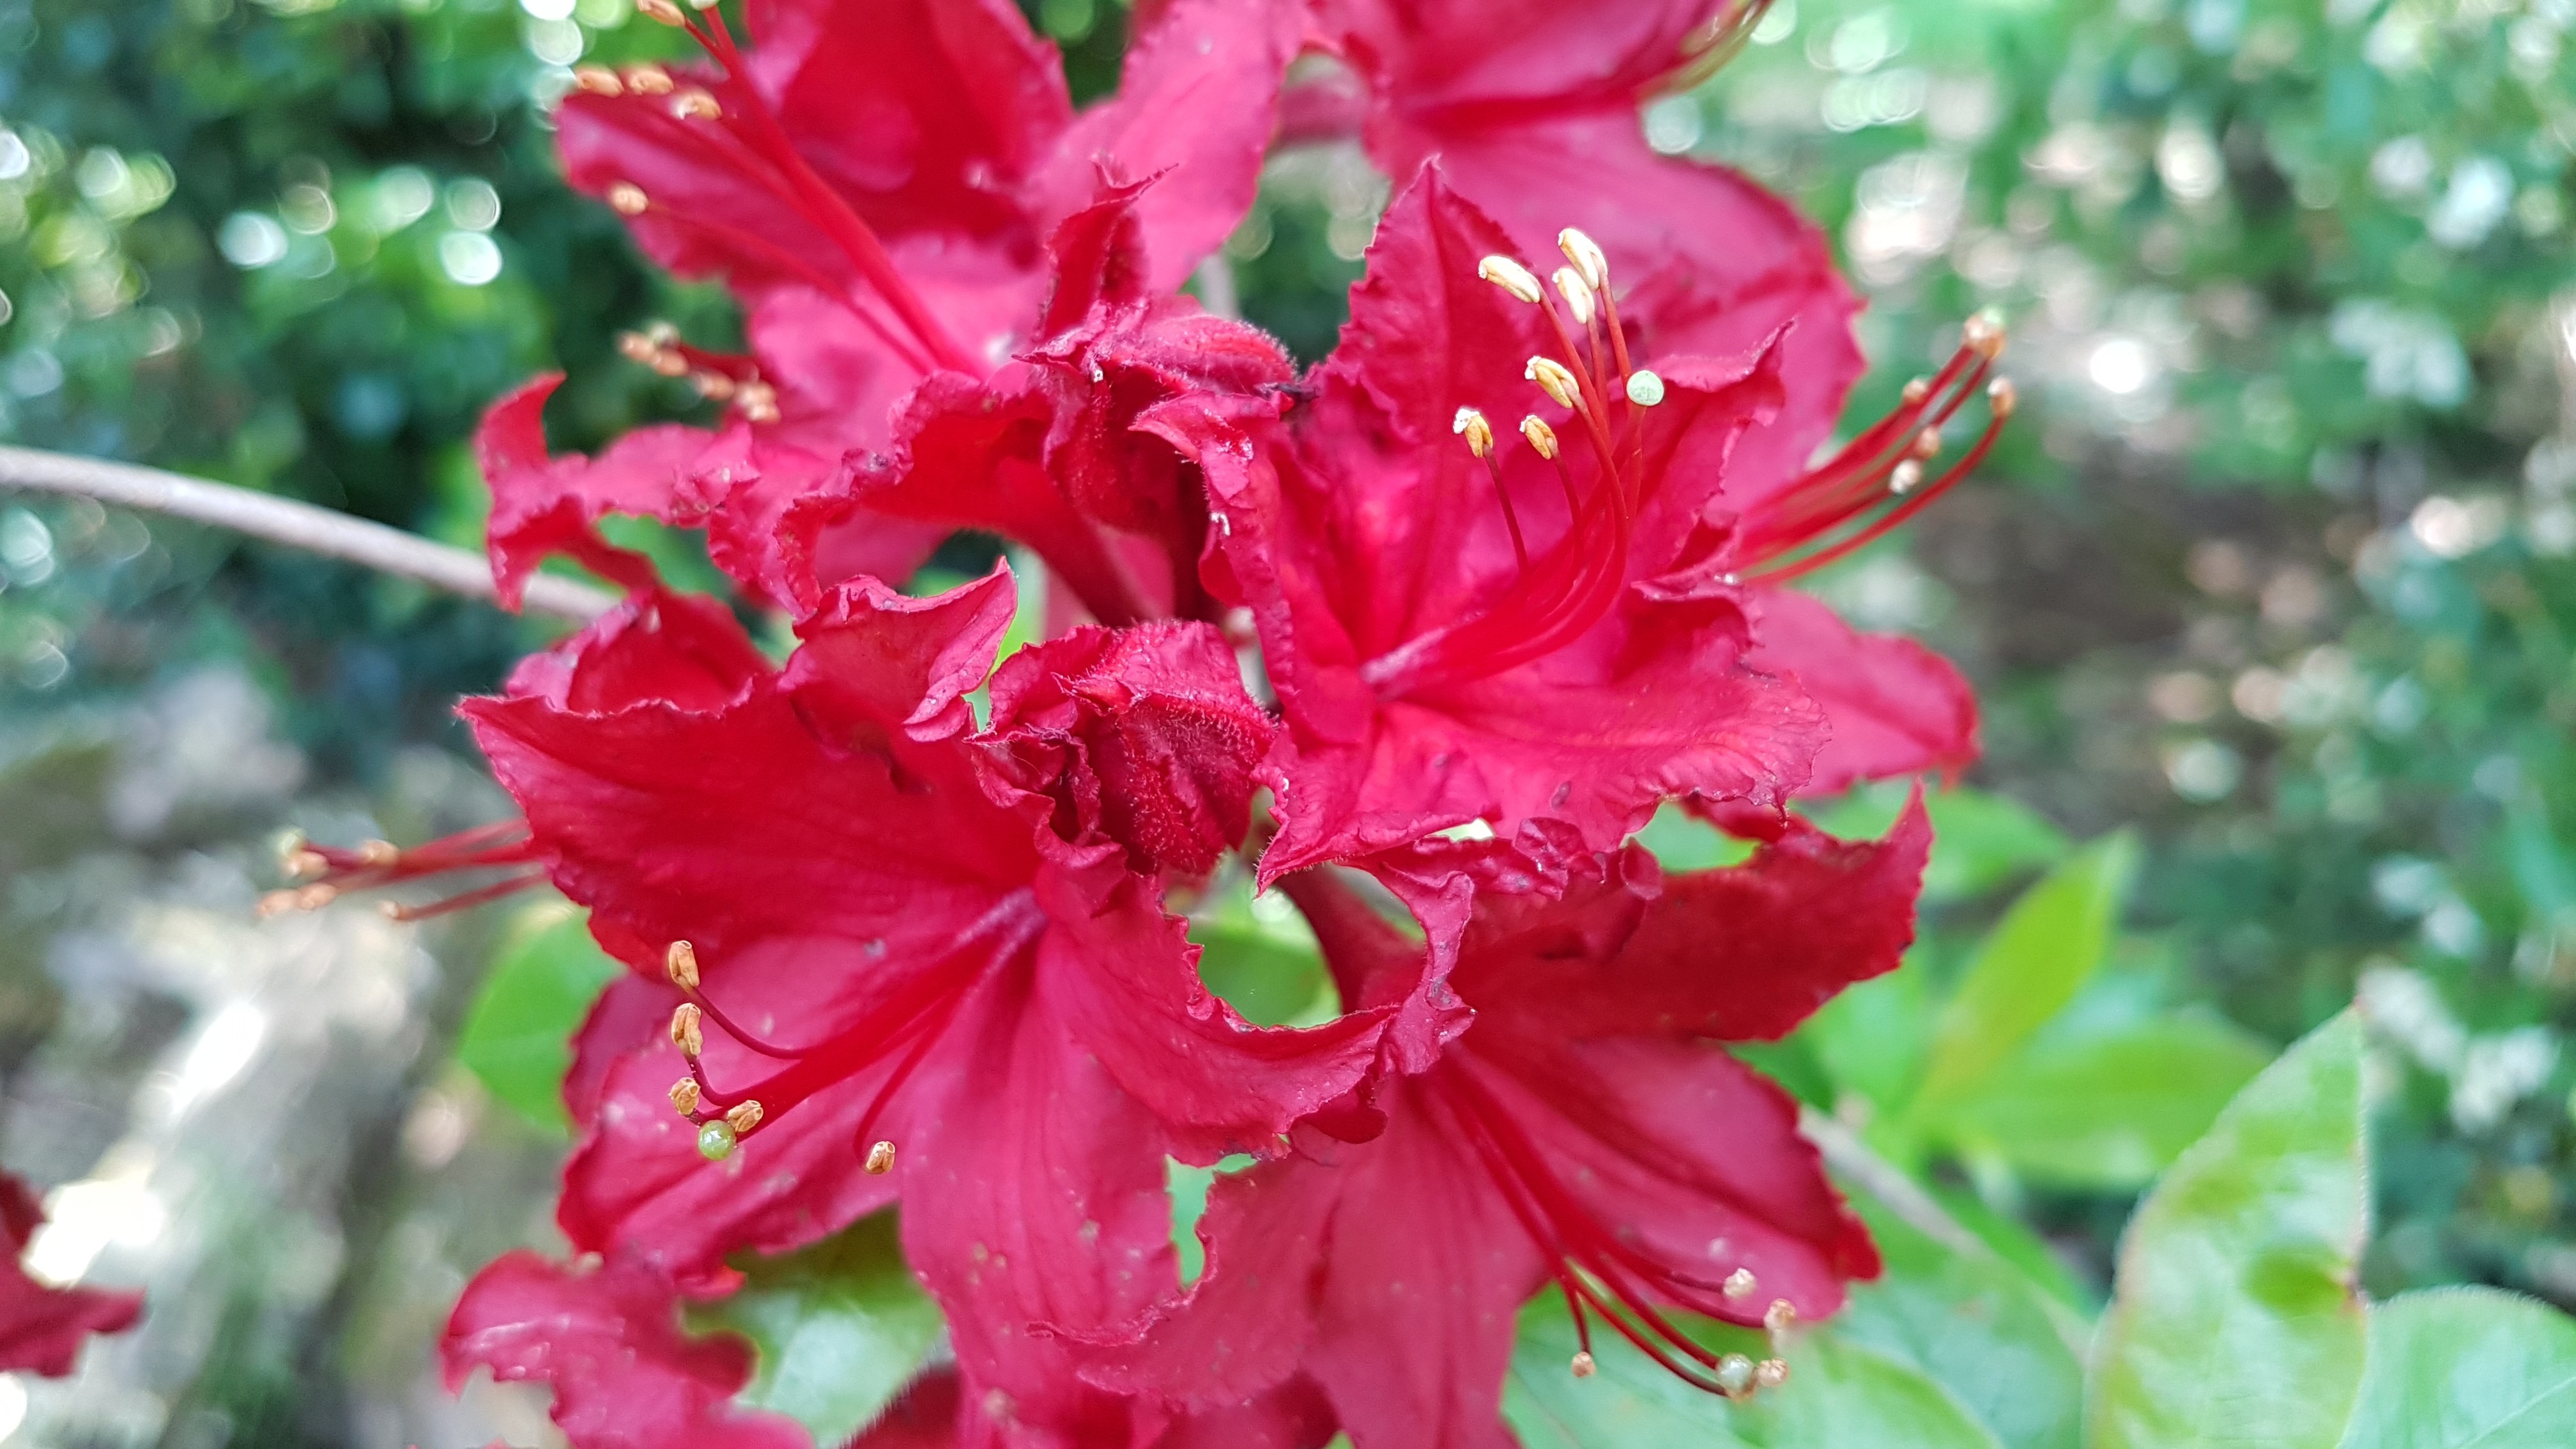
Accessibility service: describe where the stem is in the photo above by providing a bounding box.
[0,445,615,623]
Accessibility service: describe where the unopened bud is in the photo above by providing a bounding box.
[607,183,650,217]
[572,65,622,97]
[1519,415,1559,459]
[1526,356,1584,412]
[1987,376,2018,418]
[1453,407,1494,458]
[665,939,700,992]
[1754,1358,1790,1390]
[1478,255,1545,305]
[669,1077,700,1115]
[1625,370,1666,408]
[1722,1268,1758,1300]
[725,1099,763,1134]
[1962,310,2007,360]
[1569,1351,1597,1378]
[670,1002,703,1057]
[635,0,687,24]
[670,88,722,122]
[1558,227,1609,288]
[864,1140,897,1174]
[622,65,675,96]
[1552,266,1595,326]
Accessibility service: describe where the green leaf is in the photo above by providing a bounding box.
[1936,1015,2274,1190]
[1798,962,1933,1119]
[1834,1199,2087,1449]
[454,901,621,1131]
[2337,1287,2576,1449]
[1187,875,1338,1027]
[1919,788,2071,903]
[1503,1294,2003,1449]
[2085,1012,2368,1449]
[1912,833,2140,1112]
[1632,799,1758,871]
[691,1212,944,1449]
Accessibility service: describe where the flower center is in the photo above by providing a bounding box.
[657,894,1046,1168]
[1432,1061,1794,1398]
[261,820,546,921]
[575,3,983,385]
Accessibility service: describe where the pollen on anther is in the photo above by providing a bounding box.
[1910,426,1943,460]
[1519,415,1560,459]
[1526,356,1584,412]
[1763,1299,1797,1334]
[725,1100,764,1135]
[1569,1351,1597,1379]
[692,372,737,402]
[1890,460,1924,495]
[1754,1359,1790,1391]
[283,848,329,881]
[670,89,723,121]
[572,65,622,97]
[1478,255,1545,305]
[1558,228,1609,289]
[669,1077,701,1116]
[865,1140,898,1175]
[636,0,687,26]
[1625,371,1667,408]
[608,183,650,217]
[1962,310,2009,360]
[1722,1268,1758,1300]
[1453,407,1495,458]
[1715,1354,1756,1397]
[1551,266,1595,326]
[666,940,701,992]
[1901,376,1932,404]
[671,1002,704,1057]
[735,380,781,425]
[622,65,675,96]
[1988,377,2019,418]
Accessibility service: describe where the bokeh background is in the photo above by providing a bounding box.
[2,0,2572,1445]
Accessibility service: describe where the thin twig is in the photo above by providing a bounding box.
[0,445,615,623]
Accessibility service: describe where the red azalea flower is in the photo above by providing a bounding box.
[489,0,1303,622]
[1082,803,1929,1449]
[1144,170,1830,878]
[0,1170,143,1377]
[461,568,1386,1444]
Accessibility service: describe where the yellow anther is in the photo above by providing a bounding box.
[670,89,723,122]
[688,0,722,8]
[607,183,650,217]
[649,349,691,379]
[1519,415,1559,459]
[692,372,736,401]
[1962,310,2007,360]
[1722,1267,1758,1300]
[1570,1351,1597,1378]
[1526,356,1584,412]
[635,0,687,24]
[1477,255,1545,305]
[725,1099,764,1134]
[1889,460,1924,495]
[1753,1359,1790,1391]
[1987,376,2018,418]
[572,65,623,97]
[621,65,675,96]
[296,883,338,911]
[1625,370,1667,408]
[671,1002,703,1057]
[1453,407,1494,458]
[284,848,329,880]
[669,1077,700,1115]
[665,940,700,992]
[1558,227,1609,289]
[865,1140,898,1175]
[1552,266,1595,326]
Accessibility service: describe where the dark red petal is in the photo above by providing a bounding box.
[1029,0,1307,290]
[0,1174,142,1378]
[851,1370,960,1448]
[441,1250,808,1449]
[786,567,1021,746]
[502,589,770,716]
[1464,799,1931,1043]
[1744,588,1981,795]
[894,963,1175,1446]
[981,621,1274,875]
[475,376,702,606]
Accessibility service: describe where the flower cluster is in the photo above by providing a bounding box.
[279,2,2012,1445]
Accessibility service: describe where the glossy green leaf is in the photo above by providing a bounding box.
[1798,962,1933,1119]
[2337,1287,2576,1449]
[1834,1199,2087,1449]
[1188,877,1338,1027]
[1912,833,2140,1112]
[691,1212,943,1449]
[454,901,620,1131]
[1632,799,1758,871]
[1505,1294,2002,1449]
[2085,1012,2368,1449]
[1937,1015,2274,1190]
[1920,788,2072,903]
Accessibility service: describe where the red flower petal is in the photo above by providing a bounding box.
[0,1172,142,1378]
[1742,588,1981,795]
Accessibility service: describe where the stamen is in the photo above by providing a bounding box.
[666,940,700,992]
[670,1077,701,1116]
[698,1119,737,1160]
[1459,408,1526,567]
[1520,416,1559,459]
[1454,407,1495,457]
[1754,1359,1790,1390]
[1558,228,1609,289]
[572,65,622,96]
[1552,266,1595,326]
[670,88,723,121]
[1763,1300,1796,1335]
[621,65,675,96]
[1570,1351,1597,1378]
[671,1002,705,1057]
[1478,256,1545,304]
[608,183,649,217]
[636,0,686,24]
[1722,1268,1758,1300]
[1715,1354,1756,1397]
[1526,357,1585,413]
[691,371,736,402]
[865,1140,897,1175]
[724,1099,764,1134]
